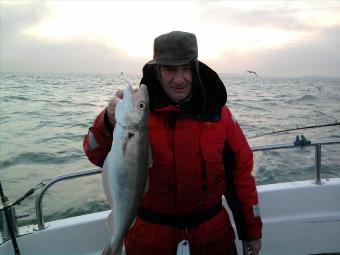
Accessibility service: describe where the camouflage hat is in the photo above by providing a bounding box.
[148,31,198,65]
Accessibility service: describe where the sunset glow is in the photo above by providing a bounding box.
[21,1,338,59]
[2,0,340,76]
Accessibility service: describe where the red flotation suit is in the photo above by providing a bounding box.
[83,61,262,254]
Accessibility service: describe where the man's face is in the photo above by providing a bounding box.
[159,64,192,102]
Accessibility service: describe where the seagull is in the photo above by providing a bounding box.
[247,70,258,76]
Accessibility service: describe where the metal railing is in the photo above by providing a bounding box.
[35,167,102,230]
[251,138,340,185]
[34,138,340,230]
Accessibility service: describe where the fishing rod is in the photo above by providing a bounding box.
[248,121,339,139]
[0,180,21,255]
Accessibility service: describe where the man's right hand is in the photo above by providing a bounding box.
[107,95,119,127]
[106,87,138,127]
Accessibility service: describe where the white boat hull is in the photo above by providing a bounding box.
[1,178,340,255]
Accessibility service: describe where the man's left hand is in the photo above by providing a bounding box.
[242,239,261,255]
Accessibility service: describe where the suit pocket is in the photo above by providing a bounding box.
[201,144,225,194]
[148,146,173,193]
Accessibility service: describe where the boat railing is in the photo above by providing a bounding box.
[30,138,339,230]
[35,168,102,230]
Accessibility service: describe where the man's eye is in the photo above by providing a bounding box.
[165,67,175,72]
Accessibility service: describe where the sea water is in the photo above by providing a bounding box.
[0,72,339,225]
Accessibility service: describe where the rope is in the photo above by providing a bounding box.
[10,179,50,207]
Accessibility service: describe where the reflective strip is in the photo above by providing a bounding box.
[253,204,261,217]
[88,130,99,150]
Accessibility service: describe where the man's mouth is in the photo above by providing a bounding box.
[172,86,186,90]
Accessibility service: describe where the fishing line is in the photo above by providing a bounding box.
[248,121,339,139]
[0,179,50,254]
[10,179,50,208]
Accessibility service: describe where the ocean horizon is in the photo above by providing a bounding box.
[0,72,339,226]
[2,71,340,79]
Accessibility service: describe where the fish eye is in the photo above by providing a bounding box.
[137,101,146,110]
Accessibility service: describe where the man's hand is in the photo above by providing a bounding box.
[242,239,261,255]
[106,87,139,127]
[107,95,119,127]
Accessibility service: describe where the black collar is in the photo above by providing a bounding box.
[141,61,227,122]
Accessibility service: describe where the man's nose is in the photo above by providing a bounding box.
[172,69,187,85]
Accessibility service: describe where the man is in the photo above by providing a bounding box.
[83,31,262,255]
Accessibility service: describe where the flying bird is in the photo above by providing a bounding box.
[247,70,258,76]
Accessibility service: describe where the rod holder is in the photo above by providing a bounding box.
[315,144,322,185]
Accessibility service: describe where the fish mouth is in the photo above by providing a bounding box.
[122,84,148,101]
[135,84,149,102]
[139,84,149,96]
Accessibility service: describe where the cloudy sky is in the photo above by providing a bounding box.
[1,1,339,77]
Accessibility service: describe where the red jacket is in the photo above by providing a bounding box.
[83,105,262,241]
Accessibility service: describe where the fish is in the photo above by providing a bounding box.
[102,84,151,255]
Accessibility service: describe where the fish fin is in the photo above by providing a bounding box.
[105,211,114,237]
[102,157,113,207]
[122,140,128,155]
[148,144,153,168]
[144,175,149,194]
[121,245,126,255]
[143,145,151,195]
[129,218,136,229]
